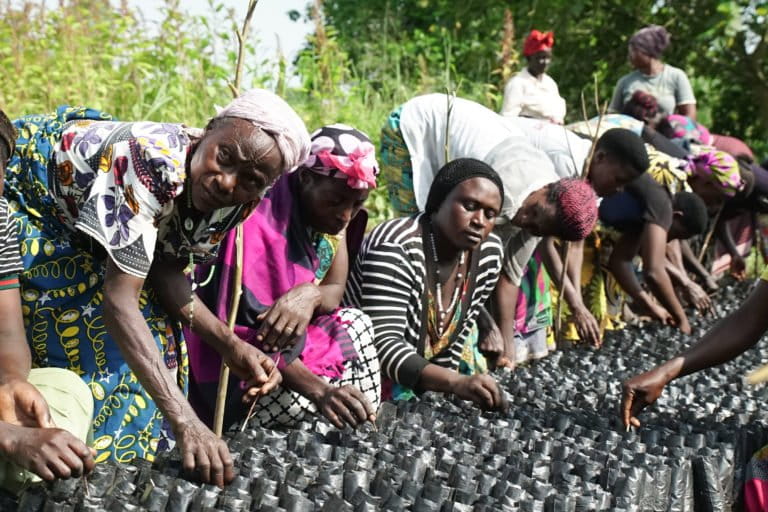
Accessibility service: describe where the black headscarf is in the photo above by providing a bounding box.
[424,158,504,215]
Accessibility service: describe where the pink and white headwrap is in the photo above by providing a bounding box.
[302,124,379,189]
[215,88,311,171]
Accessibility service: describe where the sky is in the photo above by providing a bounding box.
[137,0,313,69]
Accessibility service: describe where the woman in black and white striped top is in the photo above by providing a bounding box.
[346,158,508,411]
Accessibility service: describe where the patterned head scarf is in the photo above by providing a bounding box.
[523,30,555,57]
[666,114,713,145]
[687,150,744,197]
[215,88,311,171]
[629,25,671,59]
[302,124,379,190]
[552,178,598,241]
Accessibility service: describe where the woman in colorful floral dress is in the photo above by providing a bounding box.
[3,89,309,485]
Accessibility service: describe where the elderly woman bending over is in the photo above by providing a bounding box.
[3,90,309,485]
[187,125,381,430]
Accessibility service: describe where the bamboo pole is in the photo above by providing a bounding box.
[213,0,259,438]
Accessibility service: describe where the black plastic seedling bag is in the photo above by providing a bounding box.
[667,459,694,512]
[692,456,726,512]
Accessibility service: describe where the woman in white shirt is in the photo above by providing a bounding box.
[500,30,567,125]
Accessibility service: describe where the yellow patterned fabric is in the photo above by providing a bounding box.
[380,106,420,216]
[550,231,625,342]
[4,107,187,463]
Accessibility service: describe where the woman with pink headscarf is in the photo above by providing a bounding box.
[500,29,567,124]
[3,89,310,485]
[187,125,382,430]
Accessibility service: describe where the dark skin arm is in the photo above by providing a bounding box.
[664,240,712,314]
[257,240,376,427]
[256,236,350,351]
[679,239,718,291]
[0,287,94,480]
[477,306,507,368]
[493,272,518,368]
[676,103,697,120]
[542,238,601,347]
[148,258,281,404]
[608,229,675,327]
[110,258,278,488]
[280,359,375,429]
[715,218,746,280]
[622,280,768,427]
[417,363,508,412]
[639,224,691,333]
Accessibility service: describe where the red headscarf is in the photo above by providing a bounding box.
[523,30,554,57]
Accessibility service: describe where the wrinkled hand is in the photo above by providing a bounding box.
[176,420,234,487]
[2,424,94,481]
[316,385,376,429]
[571,306,602,348]
[223,342,282,400]
[730,255,747,281]
[256,283,320,352]
[621,367,670,428]
[0,379,54,428]
[451,375,508,412]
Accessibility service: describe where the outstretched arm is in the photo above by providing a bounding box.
[608,230,673,326]
[639,224,690,333]
[622,279,768,427]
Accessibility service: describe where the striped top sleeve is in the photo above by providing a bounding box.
[0,198,23,290]
[345,214,503,389]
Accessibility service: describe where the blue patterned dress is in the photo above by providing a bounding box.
[4,106,254,463]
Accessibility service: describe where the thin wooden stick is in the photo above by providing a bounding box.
[228,0,259,98]
[239,353,279,433]
[212,0,260,438]
[213,224,245,437]
[697,205,724,262]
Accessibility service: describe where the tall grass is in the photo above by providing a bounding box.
[0,0,498,225]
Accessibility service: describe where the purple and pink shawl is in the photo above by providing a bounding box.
[185,171,358,389]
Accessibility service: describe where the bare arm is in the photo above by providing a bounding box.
[608,232,660,314]
[679,239,717,288]
[280,357,375,429]
[255,236,350,350]
[676,103,697,120]
[0,287,31,384]
[493,272,519,362]
[639,224,690,332]
[107,259,237,487]
[622,280,768,427]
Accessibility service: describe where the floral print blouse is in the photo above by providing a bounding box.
[51,120,255,278]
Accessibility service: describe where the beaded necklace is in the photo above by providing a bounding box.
[428,229,468,336]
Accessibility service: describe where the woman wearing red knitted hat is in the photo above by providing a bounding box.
[500,29,566,125]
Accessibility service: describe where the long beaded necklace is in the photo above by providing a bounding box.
[429,229,468,335]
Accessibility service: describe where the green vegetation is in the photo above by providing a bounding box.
[2,0,767,225]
